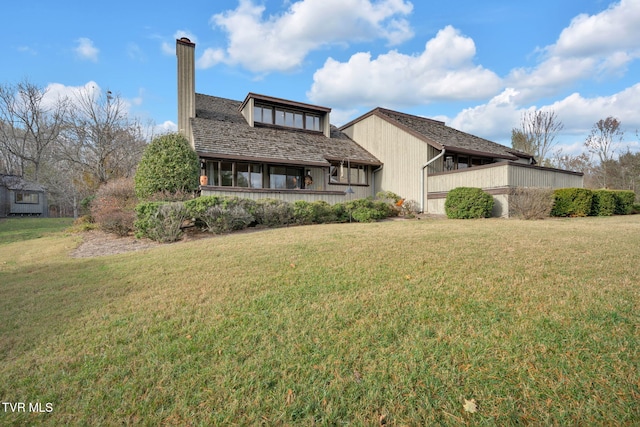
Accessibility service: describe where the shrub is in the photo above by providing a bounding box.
[91,178,137,236]
[508,187,554,219]
[445,187,494,219]
[185,196,258,232]
[632,203,640,214]
[612,190,635,215]
[254,199,294,227]
[591,190,616,216]
[551,188,593,217]
[134,202,188,242]
[184,195,225,219]
[200,205,254,234]
[293,200,336,225]
[134,133,200,200]
[399,199,420,218]
[342,198,394,223]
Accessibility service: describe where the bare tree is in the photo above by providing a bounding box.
[0,80,68,181]
[57,87,146,192]
[584,117,624,188]
[512,109,564,165]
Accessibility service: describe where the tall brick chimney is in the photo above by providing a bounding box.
[176,37,195,149]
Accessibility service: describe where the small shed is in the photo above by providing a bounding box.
[0,175,48,217]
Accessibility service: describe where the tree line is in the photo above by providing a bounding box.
[0,79,148,217]
[512,110,640,193]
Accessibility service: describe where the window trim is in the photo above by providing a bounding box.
[254,104,322,132]
[15,191,39,204]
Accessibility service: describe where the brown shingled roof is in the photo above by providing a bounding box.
[192,93,381,166]
[342,107,534,162]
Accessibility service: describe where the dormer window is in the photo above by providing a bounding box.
[241,93,330,136]
[254,104,321,132]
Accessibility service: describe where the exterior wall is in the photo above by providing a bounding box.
[342,114,438,206]
[201,166,373,204]
[0,186,8,217]
[426,162,584,217]
[7,190,47,216]
[201,188,368,204]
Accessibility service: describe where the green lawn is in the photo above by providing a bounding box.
[0,217,73,244]
[1,216,638,425]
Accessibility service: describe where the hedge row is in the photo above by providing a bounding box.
[135,195,400,242]
[551,188,636,217]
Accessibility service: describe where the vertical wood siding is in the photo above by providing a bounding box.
[343,115,436,204]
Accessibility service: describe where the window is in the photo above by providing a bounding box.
[15,192,39,204]
[205,160,263,188]
[254,104,322,132]
[306,115,320,131]
[330,162,367,185]
[442,154,494,171]
[269,166,303,189]
[457,156,469,169]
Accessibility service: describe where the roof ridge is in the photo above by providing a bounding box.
[376,107,445,126]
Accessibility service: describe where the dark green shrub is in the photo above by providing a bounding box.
[591,190,616,216]
[293,200,336,225]
[445,187,494,219]
[332,203,350,223]
[134,133,200,199]
[612,190,635,215]
[632,203,640,214]
[254,199,294,227]
[551,188,593,217]
[184,195,225,219]
[343,198,393,222]
[134,201,163,238]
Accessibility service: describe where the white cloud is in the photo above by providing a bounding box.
[308,26,502,108]
[446,83,640,151]
[507,0,640,101]
[205,0,414,73]
[197,48,226,69]
[74,38,99,62]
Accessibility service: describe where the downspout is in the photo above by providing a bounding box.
[421,148,445,213]
[371,165,383,197]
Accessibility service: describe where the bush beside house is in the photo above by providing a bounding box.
[135,194,401,242]
[134,133,200,200]
[551,188,635,217]
[445,187,494,219]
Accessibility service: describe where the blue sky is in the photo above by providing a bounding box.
[3,0,640,157]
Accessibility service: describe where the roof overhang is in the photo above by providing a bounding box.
[340,108,444,151]
[197,151,330,168]
[239,93,331,114]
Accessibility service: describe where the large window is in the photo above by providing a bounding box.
[444,155,493,171]
[254,104,321,132]
[15,192,39,204]
[205,160,263,188]
[329,162,367,185]
[205,160,307,190]
[269,166,303,189]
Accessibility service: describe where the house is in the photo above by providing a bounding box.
[339,109,584,216]
[177,38,583,217]
[0,174,48,217]
[177,37,381,205]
